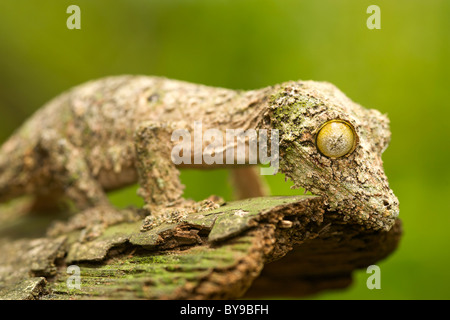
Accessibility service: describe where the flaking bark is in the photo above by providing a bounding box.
[0,195,401,300]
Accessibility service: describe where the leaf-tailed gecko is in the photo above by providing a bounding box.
[0,76,399,230]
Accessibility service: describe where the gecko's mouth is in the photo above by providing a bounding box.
[315,190,399,231]
[285,171,399,231]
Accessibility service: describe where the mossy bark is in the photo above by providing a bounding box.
[0,195,401,300]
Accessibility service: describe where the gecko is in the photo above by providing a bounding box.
[0,75,399,231]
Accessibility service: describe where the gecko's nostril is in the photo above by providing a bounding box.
[383,199,391,210]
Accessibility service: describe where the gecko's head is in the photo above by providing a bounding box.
[270,81,399,231]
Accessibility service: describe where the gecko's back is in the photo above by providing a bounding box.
[0,75,258,204]
[0,75,398,231]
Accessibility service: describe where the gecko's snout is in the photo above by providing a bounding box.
[356,178,400,230]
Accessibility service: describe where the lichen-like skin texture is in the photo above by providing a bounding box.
[268,81,399,230]
[0,76,398,231]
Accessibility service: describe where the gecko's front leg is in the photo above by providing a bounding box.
[134,122,184,213]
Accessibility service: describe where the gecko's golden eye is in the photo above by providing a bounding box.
[316,120,357,158]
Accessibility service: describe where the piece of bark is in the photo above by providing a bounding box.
[0,195,401,300]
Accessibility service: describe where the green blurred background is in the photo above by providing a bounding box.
[0,0,449,299]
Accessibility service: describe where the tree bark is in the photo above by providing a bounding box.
[0,195,401,300]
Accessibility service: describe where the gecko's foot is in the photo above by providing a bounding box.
[164,197,186,208]
[142,196,186,216]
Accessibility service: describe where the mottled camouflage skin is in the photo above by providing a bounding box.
[0,76,398,230]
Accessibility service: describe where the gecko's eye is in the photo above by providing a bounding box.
[316,120,357,158]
